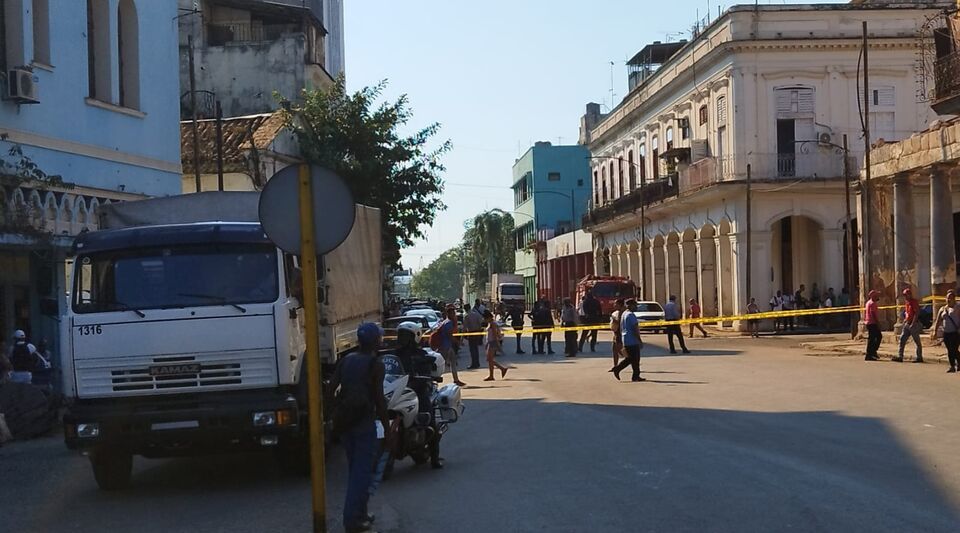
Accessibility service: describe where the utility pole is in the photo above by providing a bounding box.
[215,100,225,191]
[860,21,871,321]
[746,163,752,302]
[639,171,646,300]
[188,34,201,193]
[843,134,856,338]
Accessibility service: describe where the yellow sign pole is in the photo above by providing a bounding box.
[298,163,327,532]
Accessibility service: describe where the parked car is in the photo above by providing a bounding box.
[403,308,442,328]
[632,301,666,332]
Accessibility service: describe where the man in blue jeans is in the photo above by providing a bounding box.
[610,299,645,381]
[331,323,389,533]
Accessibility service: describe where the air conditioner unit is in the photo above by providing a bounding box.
[7,69,40,104]
[818,132,832,145]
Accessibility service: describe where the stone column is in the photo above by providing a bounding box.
[893,175,918,294]
[649,244,660,303]
[930,169,956,296]
[663,240,674,300]
[820,229,846,297]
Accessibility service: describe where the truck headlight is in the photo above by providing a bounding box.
[252,411,277,427]
[76,423,100,438]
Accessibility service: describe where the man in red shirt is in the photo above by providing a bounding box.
[895,288,924,363]
[864,290,882,361]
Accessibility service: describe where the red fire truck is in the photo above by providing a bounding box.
[575,275,638,316]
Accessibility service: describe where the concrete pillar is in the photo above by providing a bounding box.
[628,243,641,288]
[699,237,718,317]
[729,233,743,320]
[680,239,699,308]
[893,175,918,297]
[930,169,956,296]
[663,240,674,300]
[820,229,845,297]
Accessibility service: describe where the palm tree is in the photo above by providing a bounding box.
[464,209,515,287]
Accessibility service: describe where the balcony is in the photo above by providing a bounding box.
[933,50,960,115]
[583,178,678,227]
[207,22,300,46]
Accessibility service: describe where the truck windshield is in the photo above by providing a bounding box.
[500,285,525,296]
[73,243,279,313]
[591,282,634,299]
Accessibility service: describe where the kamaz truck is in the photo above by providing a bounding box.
[60,192,382,489]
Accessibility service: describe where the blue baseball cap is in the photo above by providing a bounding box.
[357,322,383,345]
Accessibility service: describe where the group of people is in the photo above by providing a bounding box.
[865,287,960,373]
[768,284,851,332]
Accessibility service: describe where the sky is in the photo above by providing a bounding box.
[344,0,846,271]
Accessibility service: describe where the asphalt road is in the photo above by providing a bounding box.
[3,332,959,532]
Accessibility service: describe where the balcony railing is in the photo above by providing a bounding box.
[207,22,300,46]
[583,178,678,227]
[934,50,960,109]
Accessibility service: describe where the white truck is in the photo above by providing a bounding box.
[60,192,382,489]
[491,273,525,309]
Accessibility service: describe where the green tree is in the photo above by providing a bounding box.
[281,77,450,266]
[463,209,516,293]
[410,247,464,301]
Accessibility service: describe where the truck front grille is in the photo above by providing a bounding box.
[111,362,243,392]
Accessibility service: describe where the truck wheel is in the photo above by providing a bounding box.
[90,449,132,490]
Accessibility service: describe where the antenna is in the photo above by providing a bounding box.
[609,61,617,106]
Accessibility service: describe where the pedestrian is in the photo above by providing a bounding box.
[769,290,784,332]
[474,298,487,316]
[528,301,542,354]
[663,295,690,354]
[610,298,625,367]
[747,297,761,338]
[438,308,467,386]
[795,284,809,327]
[331,323,389,533]
[578,290,602,353]
[462,303,484,370]
[610,299,645,382]
[560,298,579,357]
[482,310,511,381]
[932,290,960,373]
[782,291,795,331]
[8,329,38,384]
[687,298,708,338]
[895,288,923,363]
[535,298,555,355]
[508,305,526,354]
[864,290,882,361]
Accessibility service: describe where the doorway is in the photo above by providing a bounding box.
[777,119,796,177]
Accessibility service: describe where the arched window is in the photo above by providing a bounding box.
[608,162,614,200]
[118,0,140,109]
[651,136,660,180]
[638,144,647,184]
[593,170,599,205]
[617,156,624,198]
[665,127,674,150]
[601,166,608,203]
[87,0,112,101]
[627,150,636,191]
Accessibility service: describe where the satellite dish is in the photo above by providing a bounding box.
[258,164,356,255]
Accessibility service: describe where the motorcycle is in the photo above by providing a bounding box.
[381,349,465,478]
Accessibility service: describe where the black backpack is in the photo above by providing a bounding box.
[10,343,34,372]
[331,356,375,434]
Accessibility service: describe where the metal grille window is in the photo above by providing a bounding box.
[699,105,708,125]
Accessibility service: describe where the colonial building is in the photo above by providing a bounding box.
[511,142,592,304]
[861,1,960,327]
[581,2,947,326]
[177,0,344,118]
[0,0,181,351]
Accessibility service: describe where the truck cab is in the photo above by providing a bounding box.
[62,222,308,488]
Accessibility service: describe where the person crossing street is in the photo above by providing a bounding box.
[663,295,690,354]
[610,299,645,382]
[895,288,923,363]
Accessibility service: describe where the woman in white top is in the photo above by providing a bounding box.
[932,290,960,373]
[482,310,511,381]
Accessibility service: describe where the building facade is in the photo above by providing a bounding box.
[1,0,181,352]
[861,1,960,329]
[582,3,945,327]
[511,142,592,304]
[177,0,344,118]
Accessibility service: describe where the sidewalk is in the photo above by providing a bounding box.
[800,336,949,365]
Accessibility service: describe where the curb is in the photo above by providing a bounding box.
[800,342,949,365]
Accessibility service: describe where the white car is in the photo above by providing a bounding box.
[403,308,442,327]
[632,301,666,332]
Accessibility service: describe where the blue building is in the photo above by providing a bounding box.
[1,0,182,355]
[511,142,592,304]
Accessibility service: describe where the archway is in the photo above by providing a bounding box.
[666,232,681,301]
[770,215,824,299]
[653,235,666,304]
[680,228,699,308]
[718,219,734,323]
[627,240,641,288]
[699,224,718,317]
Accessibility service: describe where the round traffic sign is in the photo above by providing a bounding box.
[258,164,356,255]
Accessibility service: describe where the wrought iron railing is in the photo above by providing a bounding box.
[583,178,678,227]
[207,22,299,46]
[935,50,960,102]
